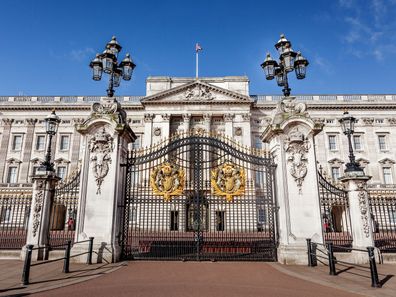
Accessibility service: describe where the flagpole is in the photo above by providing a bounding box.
[196,50,198,79]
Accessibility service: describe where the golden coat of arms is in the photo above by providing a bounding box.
[150,162,185,202]
[211,162,245,202]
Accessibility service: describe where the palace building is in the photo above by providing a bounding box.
[0,76,395,263]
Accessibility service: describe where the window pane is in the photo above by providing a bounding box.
[328,135,336,150]
[353,135,361,150]
[170,210,179,231]
[36,135,45,150]
[383,167,393,184]
[378,136,387,150]
[7,167,17,183]
[132,135,141,150]
[331,167,340,180]
[12,135,22,150]
[57,166,66,179]
[60,135,69,150]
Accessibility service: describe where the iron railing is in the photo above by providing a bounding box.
[368,188,396,253]
[317,171,353,250]
[49,170,80,248]
[0,190,32,249]
[121,132,277,261]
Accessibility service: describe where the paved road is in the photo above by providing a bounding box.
[33,262,364,297]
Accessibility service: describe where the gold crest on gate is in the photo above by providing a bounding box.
[211,162,245,202]
[150,162,185,202]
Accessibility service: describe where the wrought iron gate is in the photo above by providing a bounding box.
[121,133,277,261]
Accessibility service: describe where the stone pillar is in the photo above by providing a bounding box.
[70,118,84,168]
[142,113,154,147]
[240,113,251,147]
[160,114,171,139]
[262,97,324,264]
[23,171,60,260]
[341,175,374,263]
[74,98,135,263]
[182,113,191,133]
[224,113,234,137]
[0,119,13,182]
[20,119,37,183]
[203,113,211,133]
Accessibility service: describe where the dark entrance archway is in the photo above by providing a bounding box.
[120,132,277,261]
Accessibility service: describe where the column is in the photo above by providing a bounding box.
[182,113,191,133]
[341,175,374,263]
[262,98,324,264]
[203,113,211,133]
[240,113,251,147]
[0,119,13,182]
[161,114,171,139]
[70,118,84,169]
[23,171,60,260]
[20,119,37,183]
[142,113,154,148]
[73,97,136,263]
[224,113,234,137]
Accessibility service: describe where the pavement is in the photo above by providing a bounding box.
[0,259,395,297]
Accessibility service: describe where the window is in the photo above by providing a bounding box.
[328,135,337,151]
[170,210,179,231]
[12,135,23,151]
[383,167,393,184]
[215,211,225,231]
[35,135,45,150]
[129,206,137,223]
[353,135,362,151]
[56,166,67,179]
[331,167,340,181]
[7,167,17,183]
[389,210,396,225]
[378,135,387,151]
[255,136,262,149]
[132,135,141,150]
[59,135,70,151]
[258,208,266,223]
[32,166,40,176]
[0,207,11,223]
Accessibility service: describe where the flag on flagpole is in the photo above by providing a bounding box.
[195,43,202,52]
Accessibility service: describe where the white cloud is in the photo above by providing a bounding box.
[70,47,95,62]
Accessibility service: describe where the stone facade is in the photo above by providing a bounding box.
[0,77,395,189]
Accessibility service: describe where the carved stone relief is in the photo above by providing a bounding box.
[89,128,114,194]
[154,127,162,136]
[357,182,370,238]
[32,180,45,237]
[284,128,310,194]
[183,85,215,101]
[362,118,374,126]
[144,113,155,123]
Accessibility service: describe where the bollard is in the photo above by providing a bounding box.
[21,245,34,285]
[367,247,381,288]
[327,242,336,276]
[306,239,313,267]
[87,237,94,265]
[63,240,71,273]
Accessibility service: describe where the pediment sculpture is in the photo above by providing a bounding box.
[183,85,215,101]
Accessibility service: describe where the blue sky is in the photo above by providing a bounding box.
[0,0,396,96]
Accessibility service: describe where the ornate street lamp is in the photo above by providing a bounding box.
[339,111,364,174]
[261,34,309,97]
[89,36,136,97]
[40,110,61,172]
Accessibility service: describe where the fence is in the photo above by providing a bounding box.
[22,237,94,285]
[368,188,396,253]
[0,190,32,249]
[49,170,80,248]
[307,239,381,288]
[317,171,353,250]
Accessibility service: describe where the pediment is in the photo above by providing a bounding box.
[141,80,252,105]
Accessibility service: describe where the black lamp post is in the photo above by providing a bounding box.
[90,36,136,97]
[339,111,364,174]
[261,34,309,97]
[40,110,61,172]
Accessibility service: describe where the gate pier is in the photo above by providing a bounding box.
[73,97,135,263]
[262,97,324,264]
